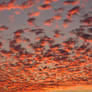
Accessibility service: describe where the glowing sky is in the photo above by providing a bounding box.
[0,0,92,92]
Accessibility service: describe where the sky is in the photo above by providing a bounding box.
[0,0,92,92]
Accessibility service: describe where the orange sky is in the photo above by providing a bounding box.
[17,85,92,92]
[0,0,92,92]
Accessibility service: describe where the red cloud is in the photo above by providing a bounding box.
[0,25,8,31]
[0,0,34,11]
[39,4,52,10]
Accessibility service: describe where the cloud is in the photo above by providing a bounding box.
[0,25,8,31]
[0,0,34,11]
